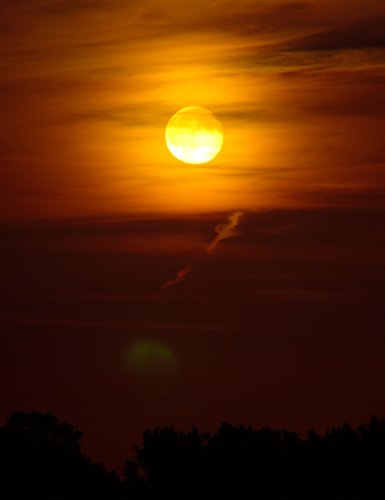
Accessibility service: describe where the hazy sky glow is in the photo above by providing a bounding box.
[2,0,385,217]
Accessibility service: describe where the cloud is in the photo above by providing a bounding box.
[206,211,243,254]
[211,1,312,37]
[287,186,385,209]
[288,16,385,51]
[160,266,192,292]
[160,212,243,291]
[40,0,121,15]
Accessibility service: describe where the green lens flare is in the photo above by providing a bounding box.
[123,340,177,378]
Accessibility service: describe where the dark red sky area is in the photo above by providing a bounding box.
[1,0,385,473]
[1,208,385,471]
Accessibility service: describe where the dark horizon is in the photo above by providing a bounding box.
[2,409,385,499]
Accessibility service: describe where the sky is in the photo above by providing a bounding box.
[1,0,385,472]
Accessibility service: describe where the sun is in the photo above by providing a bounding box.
[165,106,224,164]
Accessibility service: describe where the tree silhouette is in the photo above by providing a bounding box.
[0,411,121,499]
[2,410,385,498]
[125,425,208,496]
[204,423,302,495]
[124,418,385,498]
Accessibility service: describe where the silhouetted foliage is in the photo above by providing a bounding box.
[2,411,385,498]
[205,422,302,495]
[125,425,208,496]
[0,411,121,499]
[124,416,385,498]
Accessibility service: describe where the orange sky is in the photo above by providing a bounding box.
[2,0,385,218]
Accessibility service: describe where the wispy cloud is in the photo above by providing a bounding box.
[160,211,243,291]
[160,266,192,292]
[287,15,385,51]
[206,211,243,254]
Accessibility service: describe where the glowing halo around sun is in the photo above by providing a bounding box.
[165,106,224,164]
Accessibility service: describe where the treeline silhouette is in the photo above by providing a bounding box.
[1,411,385,498]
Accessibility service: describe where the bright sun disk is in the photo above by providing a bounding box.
[165,106,224,164]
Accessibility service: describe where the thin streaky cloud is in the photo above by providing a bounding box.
[207,211,243,254]
[160,266,192,292]
[160,211,244,291]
